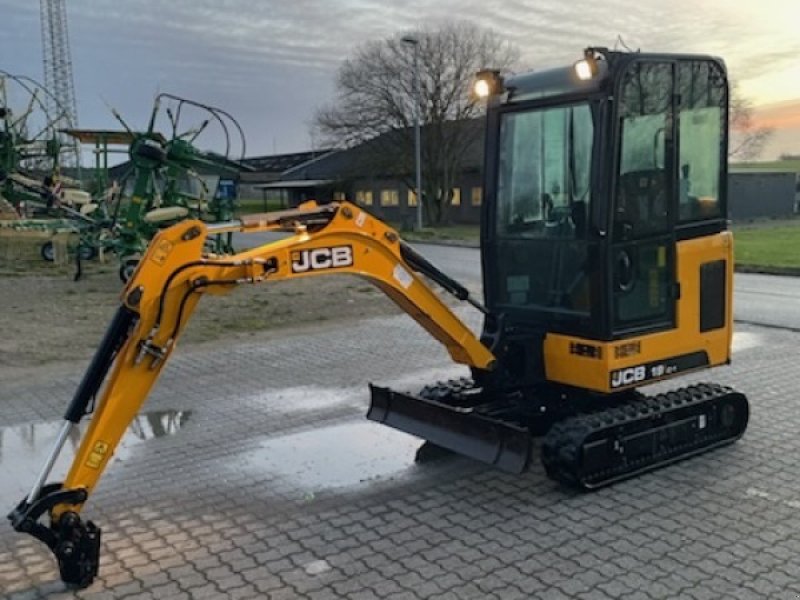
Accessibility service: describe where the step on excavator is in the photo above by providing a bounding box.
[9,48,749,588]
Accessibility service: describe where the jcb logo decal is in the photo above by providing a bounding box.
[291,246,353,273]
[610,366,646,388]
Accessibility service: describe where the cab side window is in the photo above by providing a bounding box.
[613,62,674,328]
[677,61,726,222]
[615,63,673,241]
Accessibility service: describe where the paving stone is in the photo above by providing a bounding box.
[1,315,799,599]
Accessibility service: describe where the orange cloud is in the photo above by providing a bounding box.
[752,99,800,129]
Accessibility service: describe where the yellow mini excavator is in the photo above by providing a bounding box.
[9,48,749,588]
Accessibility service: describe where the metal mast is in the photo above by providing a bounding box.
[40,0,78,164]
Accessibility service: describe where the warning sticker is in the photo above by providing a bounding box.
[85,441,110,469]
[393,264,413,289]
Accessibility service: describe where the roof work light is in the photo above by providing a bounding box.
[574,49,601,81]
[472,69,504,99]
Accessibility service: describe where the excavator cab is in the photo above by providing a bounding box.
[477,49,731,389]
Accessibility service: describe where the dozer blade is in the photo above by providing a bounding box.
[367,385,532,473]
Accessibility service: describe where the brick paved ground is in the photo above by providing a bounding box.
[1,308,799,599]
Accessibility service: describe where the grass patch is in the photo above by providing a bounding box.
[734,222,800,269]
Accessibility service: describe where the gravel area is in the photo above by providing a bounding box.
[0,265,400,379]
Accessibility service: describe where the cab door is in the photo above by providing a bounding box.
[610,61,677,336]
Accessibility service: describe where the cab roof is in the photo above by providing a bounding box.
[503,50,725,105]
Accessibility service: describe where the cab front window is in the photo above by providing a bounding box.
[492,102,596,319]
[497,103,594,240]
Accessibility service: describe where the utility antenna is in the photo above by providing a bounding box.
[40,0,79,165]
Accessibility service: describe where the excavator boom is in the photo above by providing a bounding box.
[7,201,505,587]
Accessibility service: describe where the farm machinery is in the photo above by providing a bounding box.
[1,81,249,279]
[74,93,250,281]
[0,70,81,218]
[0,70,111,265]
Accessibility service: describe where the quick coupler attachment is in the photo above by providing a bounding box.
[8,483,100,588]
[368,385,532,473]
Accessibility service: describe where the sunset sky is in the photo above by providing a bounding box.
[2,0,798,158]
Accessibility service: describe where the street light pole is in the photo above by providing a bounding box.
[402,35,423,231]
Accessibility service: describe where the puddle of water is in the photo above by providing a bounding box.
[239,422,421,491]
[0,410,190,506]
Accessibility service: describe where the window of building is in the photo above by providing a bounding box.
[380,189,399,206]
[356,190,373,205]
[408,189,418,206]
[333,191,346,201]
[451,188,461,206]
[471,187,483,206]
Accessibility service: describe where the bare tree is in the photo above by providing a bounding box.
[729,82,773,161]
[315,22,518,224]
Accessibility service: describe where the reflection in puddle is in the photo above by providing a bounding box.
[126,410,191,441]
[0,410,190,506]
[242,422,421,490]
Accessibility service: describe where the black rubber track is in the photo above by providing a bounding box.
[541,383,749,490]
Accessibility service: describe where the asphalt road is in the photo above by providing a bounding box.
[734,272,800,331]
